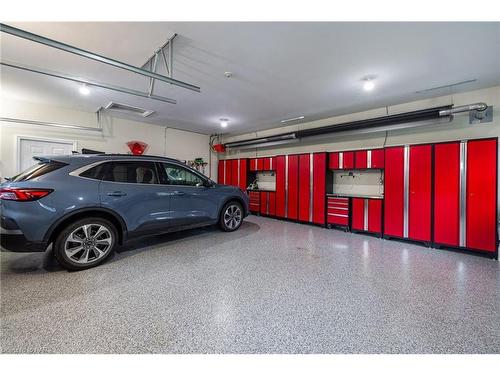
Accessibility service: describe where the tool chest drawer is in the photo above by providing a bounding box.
[248,191,261,212]
[327,197,350,226]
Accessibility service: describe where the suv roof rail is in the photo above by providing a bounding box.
[95,153,181,162]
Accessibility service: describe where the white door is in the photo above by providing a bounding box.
[19,138,74,172]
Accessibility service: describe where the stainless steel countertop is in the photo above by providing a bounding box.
[326,193,384,199]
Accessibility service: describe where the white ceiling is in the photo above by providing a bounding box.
[1,22,499,135]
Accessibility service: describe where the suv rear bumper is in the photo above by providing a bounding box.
[0,231,48,252]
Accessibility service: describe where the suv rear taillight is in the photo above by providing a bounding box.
[0,188,53,201]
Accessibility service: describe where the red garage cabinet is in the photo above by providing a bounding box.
[287,155,299,220]
[434,142,460,247]
[384,147,405,237]
[355,151,367,169]
[230,159,239,187]
[328,151,354,169]
[352,198,382,234]
[384,144,432,243]
[312,153,326,225]
[434,138,498,254]
[218,159,248,189]
[217,160,225,184]
[275,155,286,218]
[298,154,311,222]
[354,149,385,169]
[408,145,432,242]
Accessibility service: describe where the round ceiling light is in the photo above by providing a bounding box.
[220,118,229,128]
[79,84,90,95]
[362,77,375,91]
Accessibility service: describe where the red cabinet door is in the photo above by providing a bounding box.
[257,158,264,171]
[351,198,365,231]
[371,149,385,169]
[355,150,368,169]
[368,199,382,233]
[329,152,339,169]
[275,156,286,218]
[434,142,460,247]
[260,192,268,215]
[224,160,232,186]
[263,157,271,171]
[230,159,239,187]
[298,154,311,222]
[384,147,405,237]
[238,159,248,190]
[218,160,225,184]
[343,151,355,169]
[312,153,326,225]
[466,139,497,252]
[249,158,258,171]
[408,145,432,242]
[269,192,276,216]
[287,155,299,220]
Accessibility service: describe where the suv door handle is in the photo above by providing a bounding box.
[173,191,185,196]
[107,191,127,197]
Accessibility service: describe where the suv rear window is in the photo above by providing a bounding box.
[10,161,67,182]
[84,161,158,184]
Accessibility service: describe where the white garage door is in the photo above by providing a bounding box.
[19,138,75,172]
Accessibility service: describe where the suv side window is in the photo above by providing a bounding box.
[161,163,204,186]
[85,161,159,184]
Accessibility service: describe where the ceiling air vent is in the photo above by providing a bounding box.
[104,102,155,117]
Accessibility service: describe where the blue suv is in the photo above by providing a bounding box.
[0,154,249,270]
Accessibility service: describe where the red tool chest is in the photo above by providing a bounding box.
[248,191,260,213]
[327,196,349,226]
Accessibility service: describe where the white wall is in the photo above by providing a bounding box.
[0,97,214,180]
[221,86,500,157]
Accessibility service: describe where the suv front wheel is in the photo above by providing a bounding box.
[54,217,117,271]
[219,201,243,232]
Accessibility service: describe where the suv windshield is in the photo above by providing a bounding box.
[10,161,66,182]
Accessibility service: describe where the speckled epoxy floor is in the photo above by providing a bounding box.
[1,215,499,353]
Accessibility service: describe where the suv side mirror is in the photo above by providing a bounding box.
[204,180,215,188]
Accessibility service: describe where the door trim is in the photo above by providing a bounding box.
[15,135,77,173]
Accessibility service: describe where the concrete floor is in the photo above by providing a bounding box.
[1,215,499,354]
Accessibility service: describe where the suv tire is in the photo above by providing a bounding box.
[54,217,117,271]
[219,201,243,232]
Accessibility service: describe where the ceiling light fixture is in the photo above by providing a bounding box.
[79,84,90,95]
[220,118,229,128]
[362,77,375,92]
[281,116,305,123]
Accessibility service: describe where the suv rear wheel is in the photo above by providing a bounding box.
[54,217,117,271]
[219,201,243,232]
